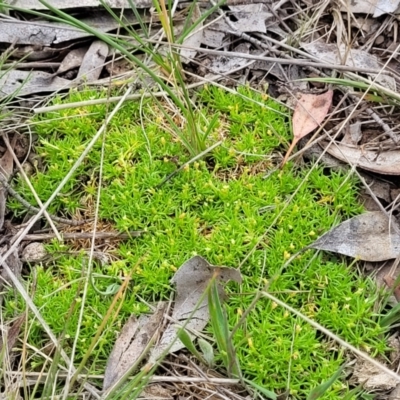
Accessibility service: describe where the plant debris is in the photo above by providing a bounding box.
[309,211,400,262]
[3,0,400,397]
[150,256,242,362]
[282,90,333,166]
[104,256,241,392]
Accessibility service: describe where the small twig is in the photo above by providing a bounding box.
[2,370,240,385]
[156,141,222,189]
[34,81,210,114]
[21,231,144,241]
[144,41,390,75]
[1,62,61,69]
[0,172,88,226]
[3,134,61,240]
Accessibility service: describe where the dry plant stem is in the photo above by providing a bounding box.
[286,317,298,393]
[262,291,400,383]
[20,231,144,241]
[3,134,61,240]
[2,62,61,69]
[0,172,86,226]
[2,370,240,385]
[146,42,387,75]
[0,87,135,400]
[34,81,207,114]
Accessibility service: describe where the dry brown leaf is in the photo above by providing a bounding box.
[309,211,400,262]
[58,47,88,75]
[103,302,167,391]
[325,141,400,175]
[149,256,242,363]
[77,40,109,82]
[281,90,333,166]
[0,313,25,358]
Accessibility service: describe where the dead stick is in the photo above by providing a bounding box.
[0,172,89,226]
[21,231,144,241]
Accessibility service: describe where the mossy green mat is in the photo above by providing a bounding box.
[6,86,387,398]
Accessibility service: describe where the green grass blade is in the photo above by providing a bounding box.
[244,378,277,400]
[176,0,226,43]
[198,338,214,367]
[177,327,207,364]
[208,279,241,377]
[307,365,345,400]
[126,0,150,38]
[380,301,400,328]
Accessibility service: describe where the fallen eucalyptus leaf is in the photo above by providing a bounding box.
[302,41,395,90]
[103,302,167,391]
[77,40,109,82]
[338,0,400,17]
[0,70,74,98]
[0,313,25,359]
[0,12,127,46]
[149,255,241,363]
[309,211,400,262]
[228,4,272,33]
[324,141,400,175]
[57,47,89,75]
[209,43,251,75]
[282,90,333,166]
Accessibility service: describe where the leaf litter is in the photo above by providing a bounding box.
[281,90,333,166]
[3,0,400,398]
[308,211,400,262]
[104,256,241,391]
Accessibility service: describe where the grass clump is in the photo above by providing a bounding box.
[5,86,388,398]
